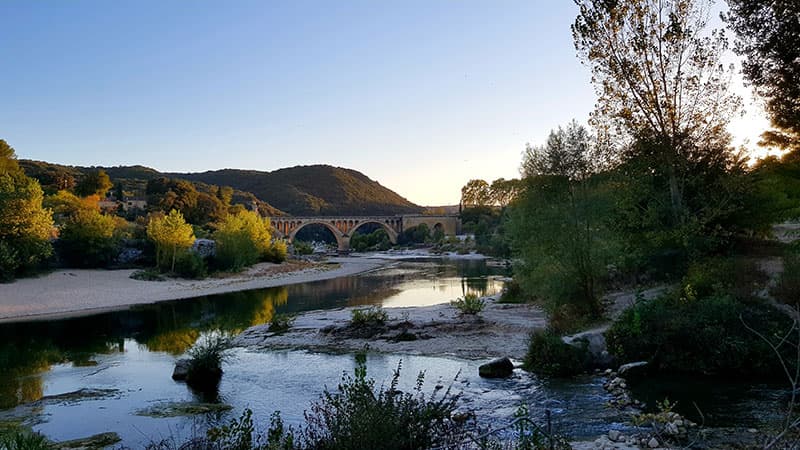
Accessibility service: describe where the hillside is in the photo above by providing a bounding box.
[168,165,421,216]
[19,160,286,216]
[19,161,421,217]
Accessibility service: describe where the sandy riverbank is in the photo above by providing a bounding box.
[0,257,391,323]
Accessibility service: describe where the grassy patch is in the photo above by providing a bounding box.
[135,402,233,418]
[451,293,485,315]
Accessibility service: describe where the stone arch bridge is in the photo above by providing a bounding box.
[269,215,460,252]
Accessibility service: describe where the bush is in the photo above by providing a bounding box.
[293,241,314,256]
[130,268,166,281]
[56,209,120,268]
[186,334,231,389]
[0,430,51,450]
[214,211,273,271]
[263,240,288,263]
[451,293,485,315]
[301,358,465,449]
[772,254,800,305]
[268,314,295,334]
[173,251,208,279]
[350,307,388,327]
[606,291,794,377]
[524,330,589,377]
[683,255,768,300]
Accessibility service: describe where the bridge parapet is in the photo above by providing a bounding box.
[268,214,460,252]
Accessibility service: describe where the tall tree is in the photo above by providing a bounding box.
[725,0,800,151]
[460,179,492,207]
[146,210,195,272]
[0,140,54,280]
[522,120,594,180]
[75,169,113,198]
[573,0,740,222]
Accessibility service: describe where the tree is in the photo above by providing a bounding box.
[510,123,616,317]
[573,0,740,222]
[56,209,119,268]
[213,210,273,270]
[460,179,492,207]
[522,120,594,180]
[0,141,54,280]
[147,210,195,272]
[725,0,800,151]
[75,169,113,198]
[489,178,523,207]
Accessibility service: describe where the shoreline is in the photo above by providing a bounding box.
[0,256,393,323]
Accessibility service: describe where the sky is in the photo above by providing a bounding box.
[0,1,774,206]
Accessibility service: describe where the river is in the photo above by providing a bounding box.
[0,258,786,447]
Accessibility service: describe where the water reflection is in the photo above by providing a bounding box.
[0,259,504,409]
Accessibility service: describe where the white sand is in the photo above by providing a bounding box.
[0,257,391,323]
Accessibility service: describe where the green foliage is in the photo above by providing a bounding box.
[173,251,208,279]
[206,408,258,450]
[186,334,231,388]
[771,254,800,305]
[301,358,464,450]
[524,330,589,378]
[213,211,272,271]
[268,314,295,334]
[0,169,54,281]
[56,209,120,268]
[498,280,528,304]
[74,169,113,198]
[130,268,166,281]
[509,174,617,318]
[263,240,288,263]
[725,0,800,151]
[606,291,794,377]
[451,293,485,315]
[293,240,314,256]
[350,229,390,252]
[397,224,430,245]
[350,307,388,327]
[147,210,195,272]
[0,430,51,450]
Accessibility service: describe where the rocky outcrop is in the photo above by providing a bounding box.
[478,357,514,378]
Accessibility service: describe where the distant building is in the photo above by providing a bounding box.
[98,199,119,212]
[121,198,147,211]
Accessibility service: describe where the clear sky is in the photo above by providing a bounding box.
[0,1,772,206]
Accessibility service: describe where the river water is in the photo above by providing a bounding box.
[0,258,786,447]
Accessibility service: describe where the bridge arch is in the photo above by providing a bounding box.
[350,220,398,244]
[288,221,347,251]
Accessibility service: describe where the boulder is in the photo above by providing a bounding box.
[172,358,191,381]
[618,361,648,381]
[478,357,514,378]
[562,326,613,368]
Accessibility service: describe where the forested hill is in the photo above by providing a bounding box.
[19,160,421,216]
[168,165,422,216]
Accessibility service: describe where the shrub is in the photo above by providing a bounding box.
[293,241,314,256]
[56,209,120,268]
[186,334,232,389]
[173,251,208,279]
[606,291,794,377]
[350,307,388,327]
[772,254,800,305]
[214,210,273,271]
[0,430,51,450]
[451,293,485,315]
[498,279,527,304]
[264,240,288,263]
[301,358,465,449]
[524,330,589,377]
[268,314,295,334]
[683,255,768,300]
[130,268,166,281]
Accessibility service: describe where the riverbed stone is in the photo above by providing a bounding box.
[172,358,191,380]
[478,357,514,378]
[607,429,621,442]
[647,437,660,448]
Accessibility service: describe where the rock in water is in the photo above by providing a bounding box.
[172,359,191,380]
[478,357,514,378]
